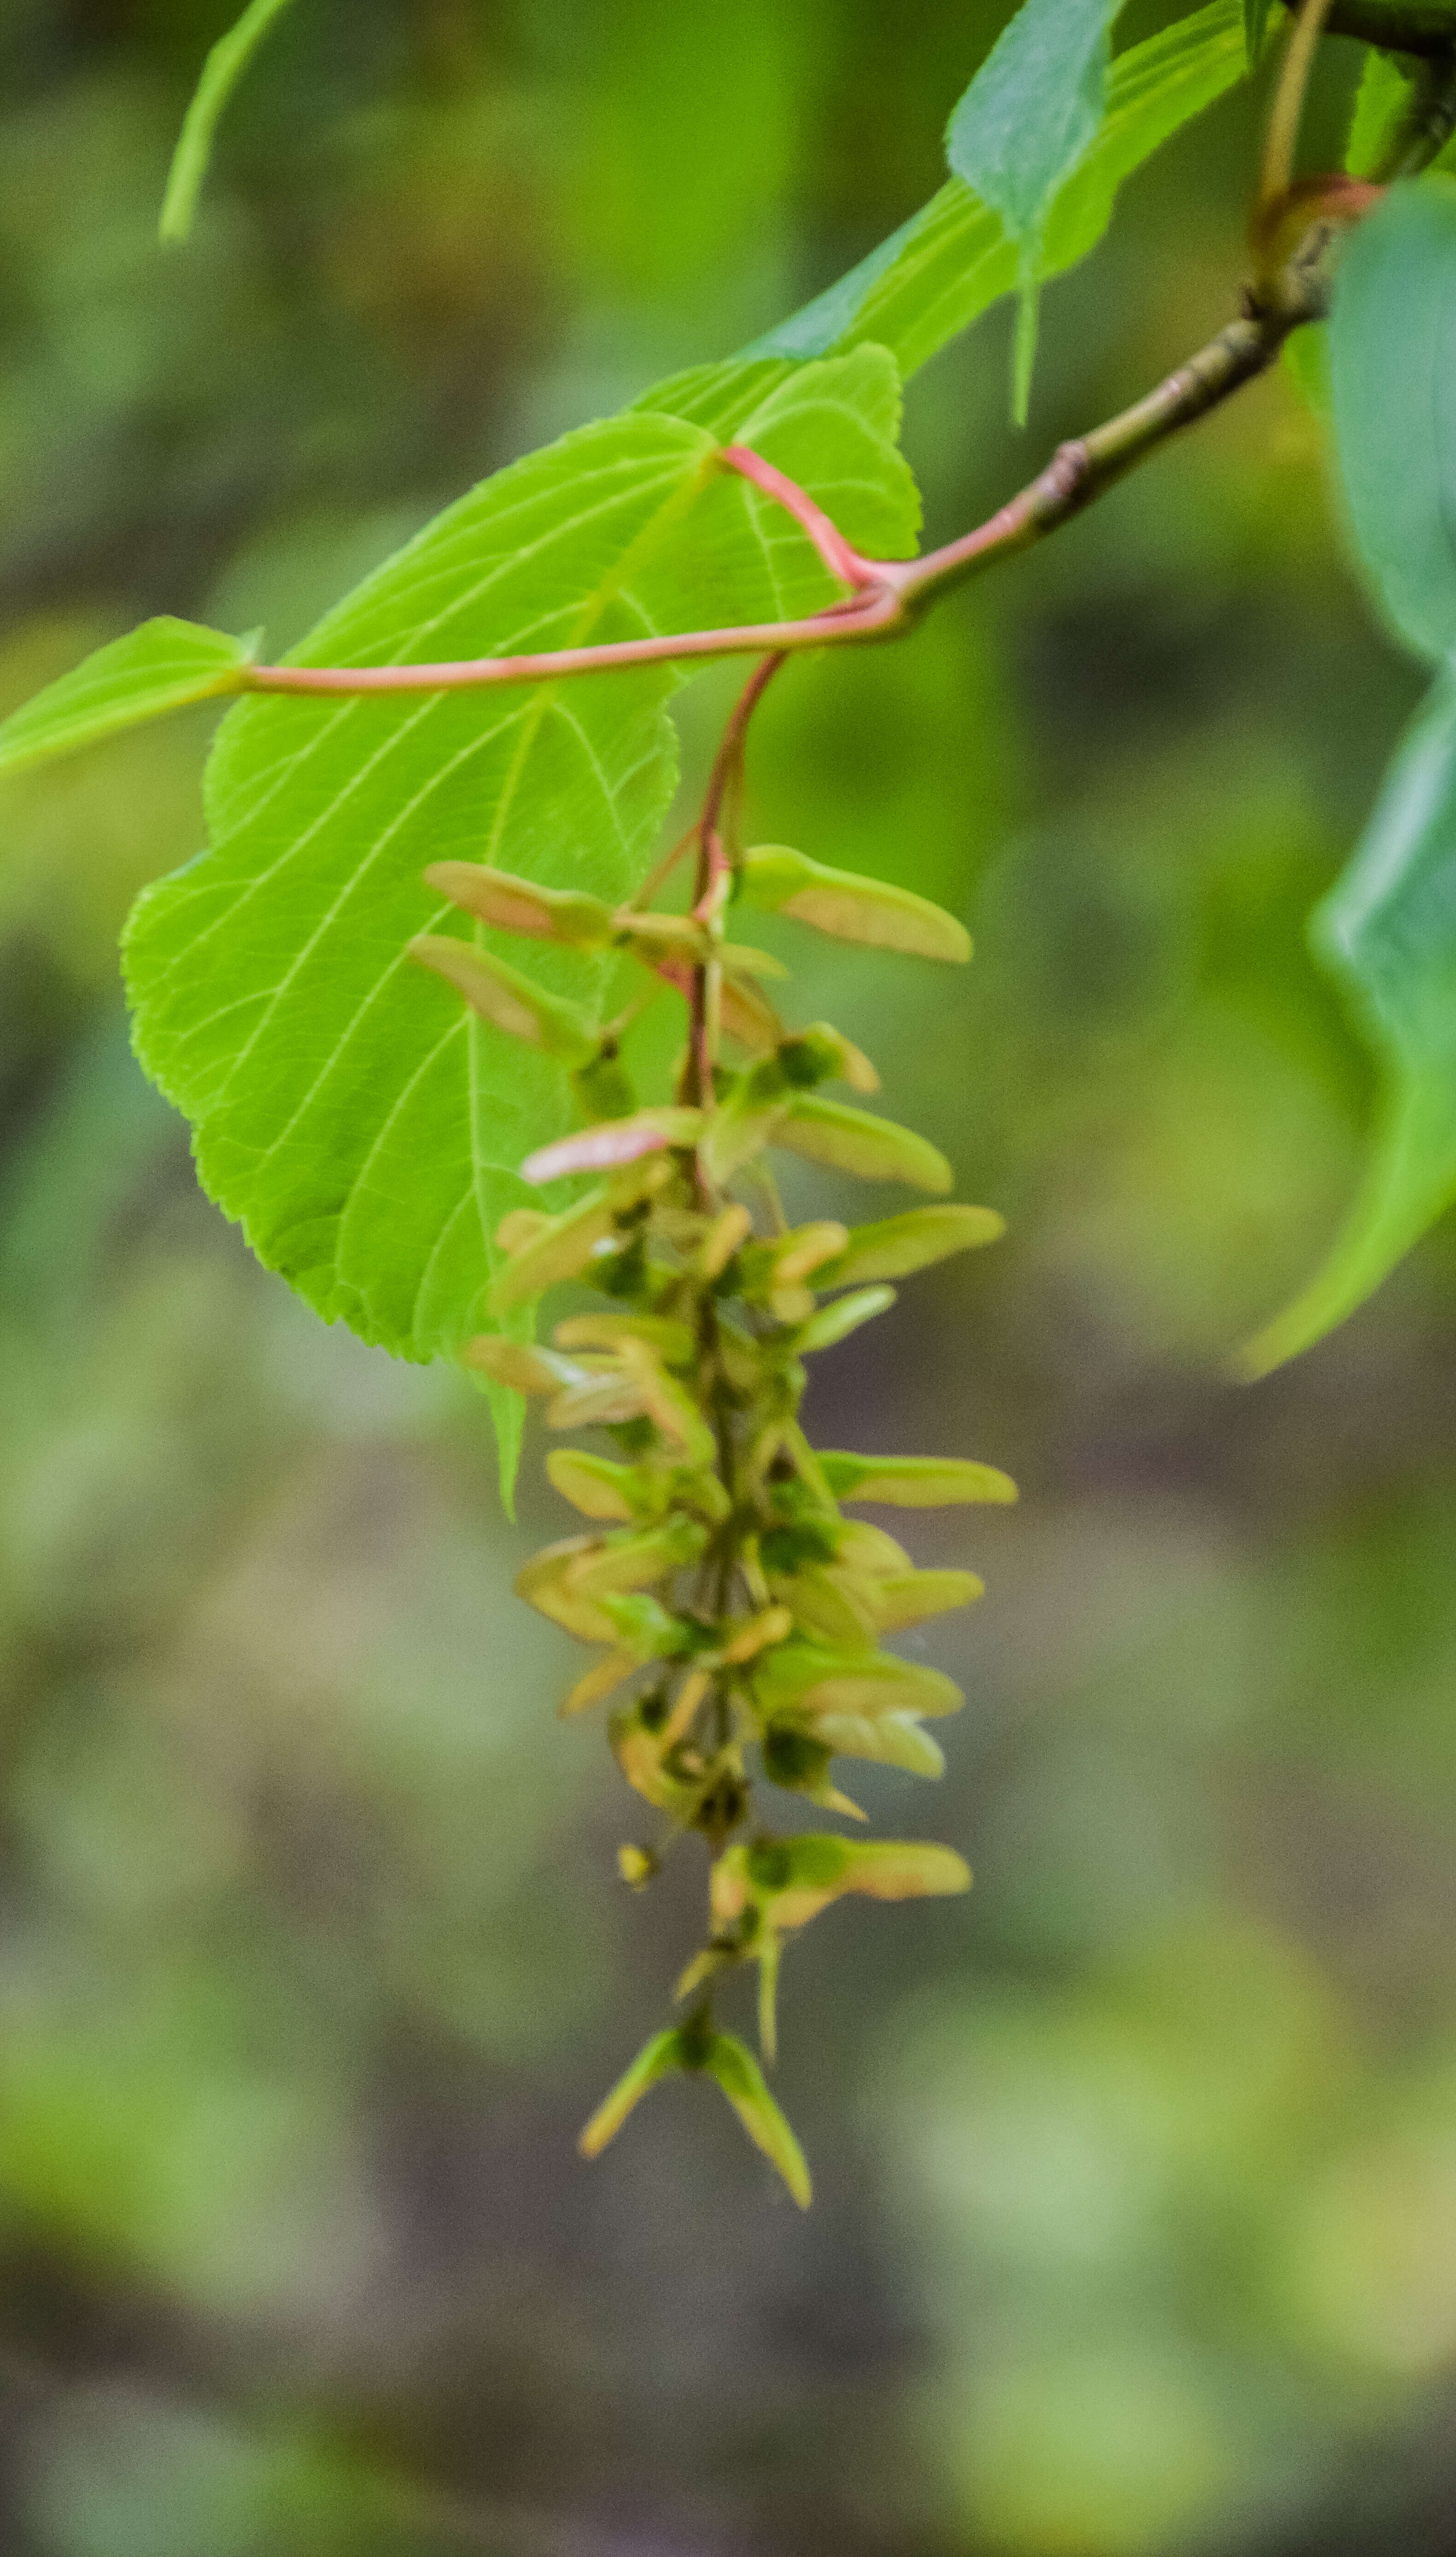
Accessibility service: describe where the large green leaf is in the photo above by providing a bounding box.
[0,620,257,779]
[1241,677,1456,1376]
[946,0,1128,418]
[1327,179,1456,663]
[123,350,919,1379]
[752,0,1247,376]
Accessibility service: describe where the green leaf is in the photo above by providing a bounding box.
[0,620,257,779]
[1244,0,1274,68]
[1328,178,1456,663]
[946,0,1128,418]
[123,350,920,1413]
[700,2031,813,2208]
[159,0,303,245]
[752,1,1246,380]
[1240,674,1456,1375]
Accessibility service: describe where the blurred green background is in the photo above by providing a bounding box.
[4,4,1456,2552]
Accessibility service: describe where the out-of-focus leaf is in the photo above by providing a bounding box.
[754,1,1246,378]
[0,620,257,779]
[1328,179,1456,663]
[1241,675,1456,1374]
[159,0,303,244]
[946,0,1127,418]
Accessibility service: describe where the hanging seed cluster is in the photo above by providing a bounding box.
[409,831,1015,2204]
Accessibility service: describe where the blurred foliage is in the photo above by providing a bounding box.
[2,3,1456,2555]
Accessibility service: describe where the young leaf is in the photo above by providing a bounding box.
[159,0,302,245]
[0,620,257,779]
[818,1451,1019,1506]
[1240,674,1456,1375]
[946,0,1128,418]
[123,350,919,1445]
[751,0,1247,380]
[738,845,970,961]
[1327,178,1456,665]
[700,2031,812,2208]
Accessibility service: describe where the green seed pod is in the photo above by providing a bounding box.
[754,1638,963,1722]
[463,1336,593,1396]
[572,1050,639,1123]
[555,1311,697,1366]
[560,1650,639,1718]
[614,911,713,964]
[424,860,615,947]
[738,845,971,963]
[578,2027,690,2157]
[775,1096,953,1193]
[489,1158,673,1312]
[545,1371,649,1432]
[409,935,601,1063]
[698,2030,812,2207]
[814,1709,946,1777]
[819,1452,1019,1507]
[857,1568,983,1630]
[515,1535,619,1642]
[611,1338,718,1468]
[815,1203,1005,1287]
[768,1569,874,1648]
[795,1285,896,1353]
[545,1447,647,1521]
[599,1592,703,1658]
[609,1699,716,1817]
[713,1833,968,1937]
[520,1108,702,1188]
[832,1518,914,1574]
[569,1514,709,1603]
